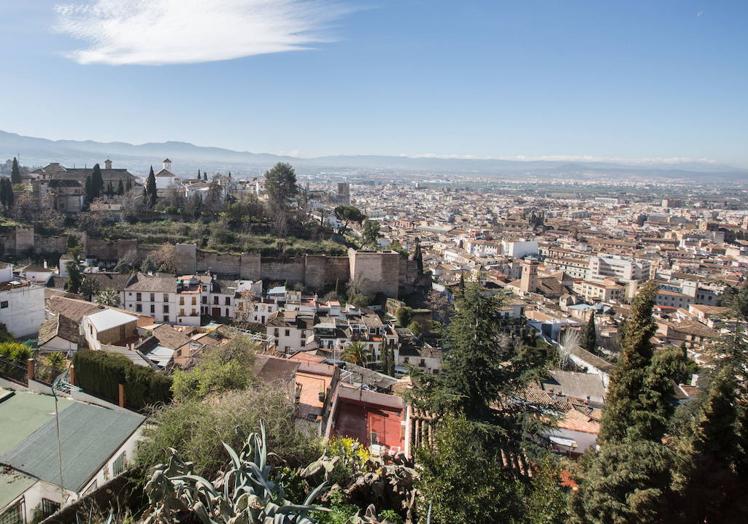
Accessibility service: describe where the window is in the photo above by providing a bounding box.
[180,309,185,317]
[225,308,229,317]
[202,296,207,304]
[274,328,279,337]
[40,499,61,520]
[163,315,169,323]
[136,293,142,301]
[0,301,7,309]
[192,297,197,305]
[150,293,155,302]
[225,297,231,306]
[163,305,169,313]
[285,329,290,337]
[179,297,184,305]
[163,294,168,302]
[112,452,126,476]
[213,296,219,305]
[136,304,142,313]
[150,304,155,314]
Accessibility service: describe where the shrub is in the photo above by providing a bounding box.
[136,386,320,478]
[73,350,172,411]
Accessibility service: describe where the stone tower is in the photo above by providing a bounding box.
[520,260,538,294]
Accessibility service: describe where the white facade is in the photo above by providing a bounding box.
[588,255,650,282]
[502,240,539,259]
[122,289,201,326]
[0,284,45,338]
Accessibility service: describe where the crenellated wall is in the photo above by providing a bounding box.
[1,229,426,298]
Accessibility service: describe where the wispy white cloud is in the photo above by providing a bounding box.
[55,0,351,65]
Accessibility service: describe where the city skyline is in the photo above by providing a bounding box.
[1,0,747,167]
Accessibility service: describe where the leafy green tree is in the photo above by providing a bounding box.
[417,415,526,524]
[396,306,413,327]
[65,254,83,294]
[362,219,380,247]
[525,457,570,524]
[334,205,366,236]
[583,311,597,353]
[172,338,256,401]
[407,320,422,336]
[10,157,21,184]
[145,166,157,208]
[80,276,100,301]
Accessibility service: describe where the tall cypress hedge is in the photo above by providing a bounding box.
[73,350,172,411]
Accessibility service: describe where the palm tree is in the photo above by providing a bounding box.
[342,341,368,367]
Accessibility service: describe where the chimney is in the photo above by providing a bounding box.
[118,383,126,408]
[162,158,172,172]
[104,159,112,170]
[68,364,76,385]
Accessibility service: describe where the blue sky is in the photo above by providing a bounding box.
[1,0,747,166]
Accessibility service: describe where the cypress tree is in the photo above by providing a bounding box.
[6,179,13,208]
[10,157,21,184]
[0,178,8,209]
[91,163,104,197]
[84,176,94,202]
[65,255,83,294]
[414,239,424,275]
[146,166,157,208]
[117,180,124,195]
[583,311,597,353]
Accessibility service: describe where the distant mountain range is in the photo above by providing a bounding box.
[1,129,745,183]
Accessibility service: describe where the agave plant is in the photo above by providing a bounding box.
[143,423,328,523]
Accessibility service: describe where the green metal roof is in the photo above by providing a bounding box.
[0,390,72,455]
[0,402,145,492]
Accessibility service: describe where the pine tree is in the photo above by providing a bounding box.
[583,311,597,353]
[10,157,21,184]
[146,166,157,208]
[412,283,549,435]
[599,281,661,442]
[674,365,748,522]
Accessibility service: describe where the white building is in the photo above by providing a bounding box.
[0,263,45,338]
[588,255,651,282]
[0,389,146,523]
[502,240,539,259]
